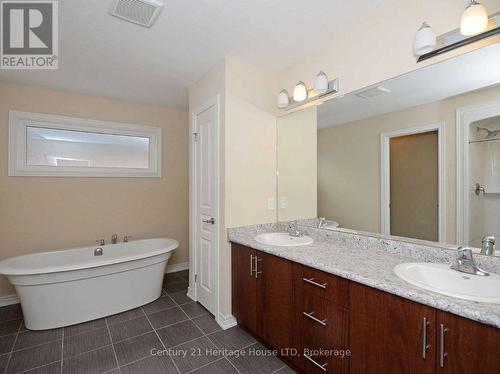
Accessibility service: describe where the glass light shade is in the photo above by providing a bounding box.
[414,22,436,56]
[460,1,488,36]
[293,81,308,102]
[314,71,329,94]
[276,89,290,108]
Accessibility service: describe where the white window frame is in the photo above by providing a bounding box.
[9,111,162,177]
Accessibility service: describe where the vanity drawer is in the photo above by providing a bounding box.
[293,263,349,308]
[295,292,349,373]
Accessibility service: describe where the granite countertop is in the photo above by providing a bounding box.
[228,223,500,328]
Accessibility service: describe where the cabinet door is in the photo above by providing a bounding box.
[231,244,257,333]
[256,251,293,351]
[436,311,500,374]
[350,283,436,374]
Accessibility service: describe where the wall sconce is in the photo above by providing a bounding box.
[461,0,489,36]
[414,22,437,56]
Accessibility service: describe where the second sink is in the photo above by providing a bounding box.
[254,232,314,247]
[394,262,500,303]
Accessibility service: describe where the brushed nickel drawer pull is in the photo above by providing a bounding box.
[255,257,262,278]
[303,311,327,326]
[303,277,328,289]
[422,317,430,359]
[439,324,448,368]
[304,353,328,372]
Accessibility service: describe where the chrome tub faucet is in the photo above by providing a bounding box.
[450,247,489,276]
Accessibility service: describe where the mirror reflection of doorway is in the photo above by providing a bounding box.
[389,131,439,241]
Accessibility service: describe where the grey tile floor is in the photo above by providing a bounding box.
[0,270,295,374]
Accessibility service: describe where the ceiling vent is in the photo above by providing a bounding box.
[355,86,391,99]
[111,0,164,28]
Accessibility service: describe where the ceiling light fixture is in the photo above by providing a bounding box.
[460,0,489,36]
[414,22,436,56]
[293,81,308,102]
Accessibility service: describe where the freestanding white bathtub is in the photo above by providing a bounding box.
[0,238,178,330]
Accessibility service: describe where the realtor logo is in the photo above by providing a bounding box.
[1,1,58,69]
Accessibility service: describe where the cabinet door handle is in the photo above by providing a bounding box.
[303,277,328,289]
[422,317,430,359]
[250,255,255,276]
[439,324,448,368]
[255,257,263,278]
[304,353,328,372]
[303,311,327,326]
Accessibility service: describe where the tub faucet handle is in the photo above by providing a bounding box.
[96,239,105,246]
[111,234,118,244]
[123,235,132,243]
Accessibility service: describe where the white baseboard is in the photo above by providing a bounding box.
[186,286,195,302]
[0,294,19,307]
[217,313,237,330]
[165,262,189,274]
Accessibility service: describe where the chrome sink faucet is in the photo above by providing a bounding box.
[450,247,489,276]
[288,221,303,237]
[480,235,495,256]
[318,217,327,229]
[111,234,118,244]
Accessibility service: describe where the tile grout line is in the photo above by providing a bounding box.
[15,360,60,374]
[141,306,182,374]
[104,318,121,374]
[60,327,64,374]
[185,303,243,374]
[3,320,22,374]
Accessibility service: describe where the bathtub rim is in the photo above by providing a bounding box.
[0,237,179,276]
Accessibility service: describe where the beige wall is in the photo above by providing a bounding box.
[277,0,500,106]
[318,84,500,244]
[188,57,279,323]
[278,107,317,221]
[0,82,189,296]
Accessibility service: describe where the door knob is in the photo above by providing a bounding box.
[202,217,215,224]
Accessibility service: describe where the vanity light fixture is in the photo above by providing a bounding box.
[414,22,437,56]
[276,89,290,108]
[461,0,489,36]
[314,71,329,94]
[293,81,308,102]
[416,10,499,62]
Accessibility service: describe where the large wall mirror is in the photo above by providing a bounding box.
[277,42,500,256]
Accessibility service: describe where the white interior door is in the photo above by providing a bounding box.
[192,98,219,315]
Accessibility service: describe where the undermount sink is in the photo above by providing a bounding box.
[254,232,314,247]
[394,262,500,304]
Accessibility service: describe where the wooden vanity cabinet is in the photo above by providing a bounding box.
[231,244,293,351]
[232,244,500,374]
[350,282,500,374]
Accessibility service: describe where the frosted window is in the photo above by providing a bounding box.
[26,127,150,169]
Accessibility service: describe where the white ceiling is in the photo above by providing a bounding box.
[0,0,398,108]
[318,43,500,128]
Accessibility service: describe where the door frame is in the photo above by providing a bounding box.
[456,102,500,246]
[189,95,220,317]
[380,123,446,242]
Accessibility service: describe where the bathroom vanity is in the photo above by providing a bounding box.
[229,225,500,374]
